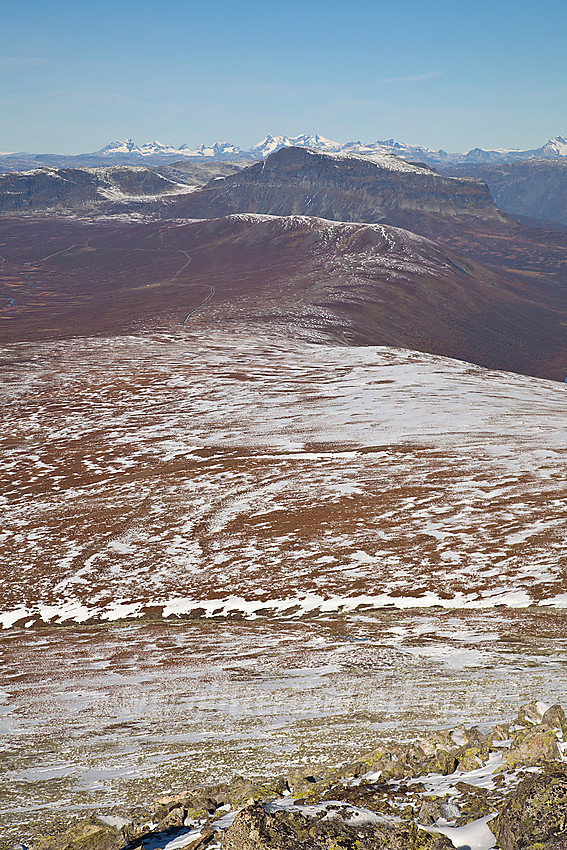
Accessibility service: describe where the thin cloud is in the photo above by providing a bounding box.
[381,70,445,83]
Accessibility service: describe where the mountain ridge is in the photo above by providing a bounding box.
[2,211,565,379]
[2,133,567,172]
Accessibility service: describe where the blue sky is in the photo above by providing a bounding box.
[2,0,566,154]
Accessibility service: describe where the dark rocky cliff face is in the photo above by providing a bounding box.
[162,146,503,227]
[0,166,183,213]
[438,158,567,227]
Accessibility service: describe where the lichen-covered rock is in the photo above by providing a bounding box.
[463,726,489,751]
[493,767,567,850]
[486,724,510,746]
[285,767,328,797]
[452,783,491,825]
[121,806,154,842]
[542,704,567,735]
[516,700,551,727]
[184,826,214,849]
[456,745,486,772]
[227,775,289,806]
[33,817,123,850]
[359,753,408,782]
[415,730,457,757]
[149,776,288,829]
[220,802,454,850]
[324,762,365,787]
[417,799,444,825]
[419,750,459,777]
[316,778,412,817]
[359,743,413,780]
[380,758,409,781]
[151,792,194,825]
[504,725,562,768]
[360,745,387,773]
[404,741,458,779]
[160,806,186,829]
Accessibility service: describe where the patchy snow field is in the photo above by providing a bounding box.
[1,328,567,841]
[1,329,566,626]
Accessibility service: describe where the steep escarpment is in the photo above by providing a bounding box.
[91,148,567,321]
[157,146,502,227]
[0,165,189,213]
[438,158,567,227]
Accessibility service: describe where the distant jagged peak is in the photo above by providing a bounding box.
[463,135,567,163]
[99,138,141,155]
[192,141,242,156]
[250,135,455,163]
[250,133,345,157]
[94,138,243,159]
[92,133,567,165]
[540,134,567,156]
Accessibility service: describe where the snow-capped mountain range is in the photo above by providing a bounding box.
[96,133,567,164]
[99,139,242,159]
[1,134,567,171]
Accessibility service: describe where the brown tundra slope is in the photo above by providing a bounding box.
[2,146,567,377]
[150,147,567,290]
[1,211,565,378]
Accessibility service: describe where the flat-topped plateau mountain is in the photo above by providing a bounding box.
[96,147,566,282]
[4,148,567,320]
[143,145,567,267]
[150,146,501,226]
[0,147,497,225]
[90,146,567,373]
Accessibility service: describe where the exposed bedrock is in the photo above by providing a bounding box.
[28,702,567,850]
[162,146,502,226]
[439,158,567,227]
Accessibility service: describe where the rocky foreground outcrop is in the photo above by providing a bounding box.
[495,768,567,850]
[221,803,454,850]
[29,701,567,850]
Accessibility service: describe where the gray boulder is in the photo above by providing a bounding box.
[494,767,567,850]
[221,801,453,850]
